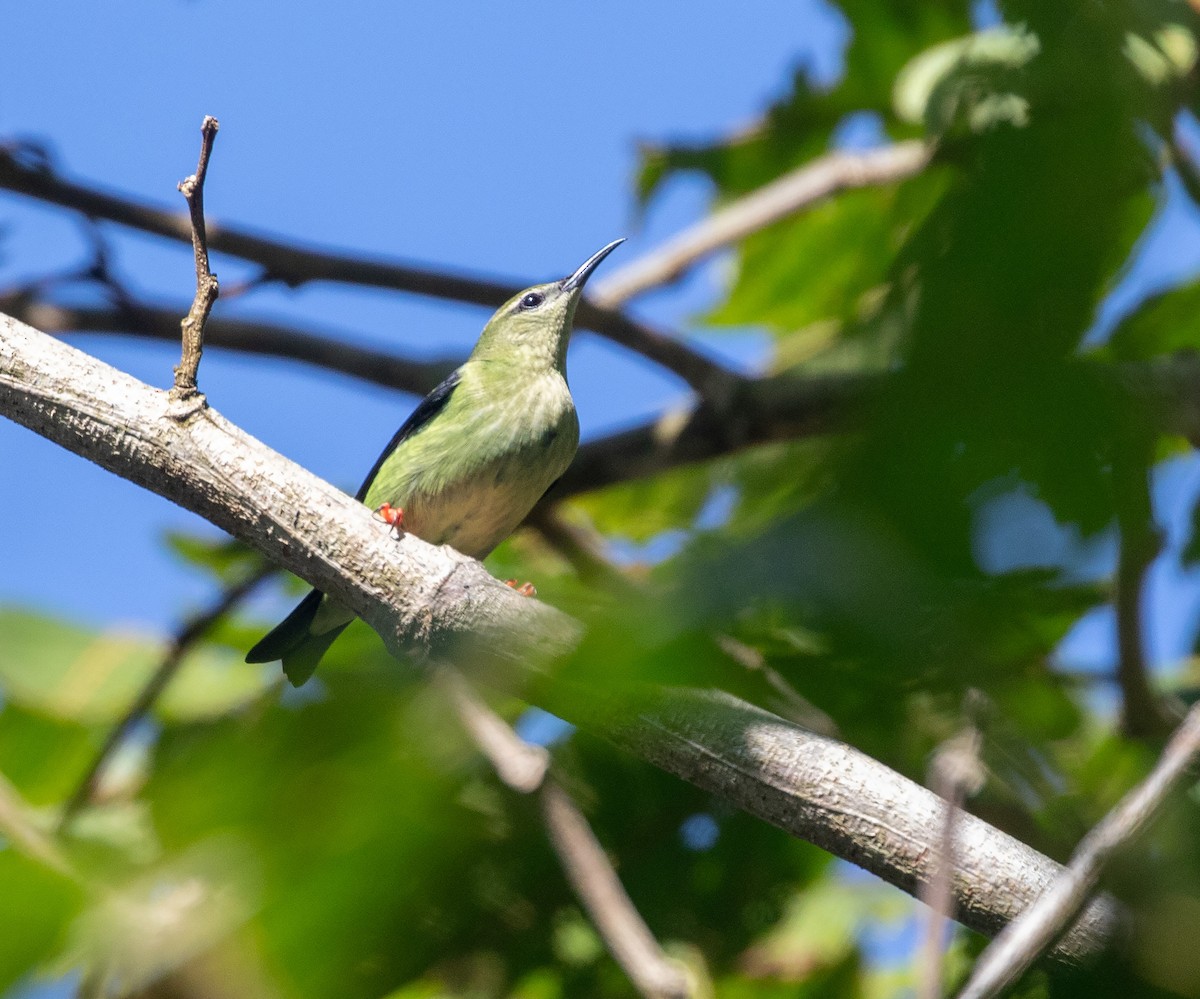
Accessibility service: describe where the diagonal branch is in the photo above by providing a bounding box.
[57,565,275,832]
[955,701,1200,999]
[433,665,691,999]
[12,291,1200,516]
[589,141,932,306]
[0,308,1146,961]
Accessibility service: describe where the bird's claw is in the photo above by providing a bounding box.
[374,503,406,538]
[505,579,537,598]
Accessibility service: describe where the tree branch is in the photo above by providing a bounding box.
[1112,442,1179,738]
[434,665,691,999]
[11,291,1200,522]
[0,142,734,397]
[0,294,459,396]
[57,565,275,832]
[0,309,1135,961]
[589,141,932,306]
[954,701,1200,999]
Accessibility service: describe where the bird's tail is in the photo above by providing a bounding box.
[245,589,348,687]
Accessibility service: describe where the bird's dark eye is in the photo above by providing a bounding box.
[518,292,544,310]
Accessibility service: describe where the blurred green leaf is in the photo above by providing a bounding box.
[1108,281,1200,361]
[0,851,82,993]
[0,609,271,724]
[163,530,265,583]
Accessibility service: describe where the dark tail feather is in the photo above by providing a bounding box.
[246,589,348,686]
[246,589,325,663]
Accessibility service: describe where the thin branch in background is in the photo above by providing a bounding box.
[541,780,691,999]
[918,712,985,999]
[0,294,459,397]
[172,116,220,401]
[590,141,932,307]
[526,506,639,592]
[1170,116,1200,207]
[955,701,1200,999]
[1112,443,1179,738]
[431,663,549,793]
[57,566,275,833]
[0,141,734,397]
[432,663,691,999]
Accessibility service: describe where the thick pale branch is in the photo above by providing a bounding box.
[536,683,1122,964]
[0,310,1123,962]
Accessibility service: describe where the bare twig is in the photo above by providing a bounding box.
[172,117,220,401]
[591,141,932,307]
[955,702,1200,999]
[1112,443,1178,738]
[541,781,691,999]
[432,663,690,998]
[918,720,985,999]
[431,663,549,793]
[57,565,274,833]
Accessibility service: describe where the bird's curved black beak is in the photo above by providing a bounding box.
[561,238,625,293]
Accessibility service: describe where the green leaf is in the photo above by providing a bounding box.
[572,462,716,545]
[705,174,947,336]
[0,609,271,724]
[0,851,82,993]
[1108,281,1200,360]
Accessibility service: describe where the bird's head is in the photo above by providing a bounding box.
[472,238,624,371]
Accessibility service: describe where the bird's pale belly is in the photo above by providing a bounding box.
[396,440,572,559]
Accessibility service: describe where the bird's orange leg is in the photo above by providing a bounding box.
[374,503,406,538]
[504,579,537,598]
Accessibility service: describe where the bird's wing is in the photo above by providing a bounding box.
[354,368,463,501]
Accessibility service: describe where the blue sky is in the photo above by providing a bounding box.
[0,1,844,631]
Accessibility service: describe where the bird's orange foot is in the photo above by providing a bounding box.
[374,503,406,537]
[505,579,537,598]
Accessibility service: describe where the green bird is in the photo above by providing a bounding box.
[246,238,624,686]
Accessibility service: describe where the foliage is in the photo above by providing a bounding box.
[7,1,1200,997]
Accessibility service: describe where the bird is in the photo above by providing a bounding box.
[246,238,624,686]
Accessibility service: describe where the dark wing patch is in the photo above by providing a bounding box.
[355,368,462,501]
